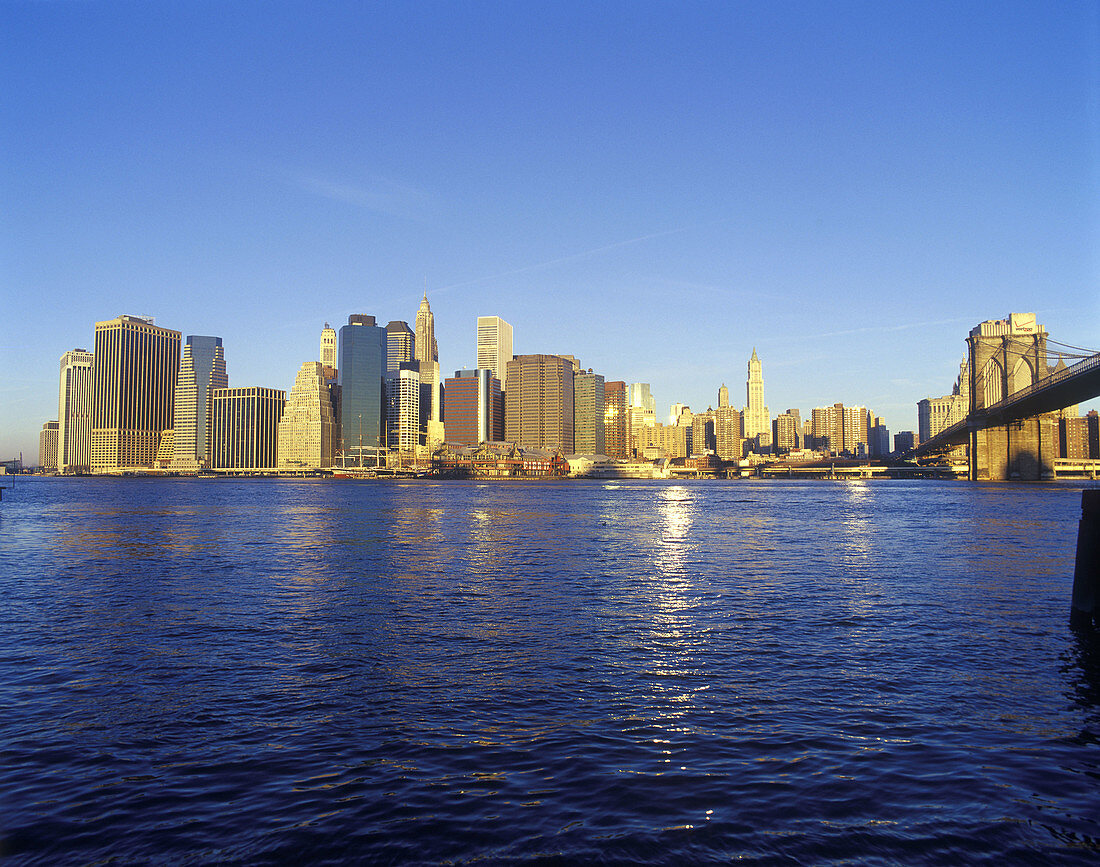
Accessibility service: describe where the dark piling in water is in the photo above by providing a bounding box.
[1071,489,1100,629]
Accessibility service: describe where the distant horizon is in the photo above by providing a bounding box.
[3,2,1097,458]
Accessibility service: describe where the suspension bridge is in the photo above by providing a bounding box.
[913,313,1100,480]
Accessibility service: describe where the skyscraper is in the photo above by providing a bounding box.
[628,383,656,457]
[210,387,285,470]
[869,418,890,458]
[477,316,514,389]
[603,380,628,459]
[385,320,415,371]
[894,431,917,453]
[415,293,438,364]
[39,421,59,471]
[413,298,442,446]
[718,384,729,408]
[810,406,833,451]
[58,348,94,473]
[505,354,574,452]
[674,405,694,456]
[90,315,181,473]
[918,360,969,443]
[742,349,770,440]
[809,403,872,456]
[574,370,606,455]
[339,315,387,467]
[320,323,337,370]
[715,405,743,461]
[277,362,336,469]
[171,336,227,471]
[444,369,502,446]
[773,411,800,453]
[419,360,442,426]
[384,364,423,456]
[692,410,716,455]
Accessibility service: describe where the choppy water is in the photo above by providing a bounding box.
[2,477,1099,864]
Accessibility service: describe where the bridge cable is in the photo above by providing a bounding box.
[987,343,1090,363]
[1046,337,1100,356]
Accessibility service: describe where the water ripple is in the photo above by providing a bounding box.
[1,478,1098,864]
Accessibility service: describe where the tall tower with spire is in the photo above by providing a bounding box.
[742,348,770,439]
[415,293,438,364]
[319,323,337,370]
[414,293,442,443]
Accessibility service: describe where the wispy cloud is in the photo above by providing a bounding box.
[811,315,980,341]
[434,226,696,294]
[270,166,433,220]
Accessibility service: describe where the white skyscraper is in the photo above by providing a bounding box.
[320,323,337,370]
[476,316,513,390]
[385,365,422,455]
[415,293,438,364]
[742,348,770,439]
[58,348,94,473]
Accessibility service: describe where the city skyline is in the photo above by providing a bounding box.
[3,3,1098,460]
[18,299,1100,464]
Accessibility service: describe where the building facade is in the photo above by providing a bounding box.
[773,411,800,454]
[917,360,969,443]
[171,335,228,471]
[574,370,606,455]
[628,383,656,457]
[1060,414,1090,459]
[603,380,628,459]
[384,365,422,456]
[277,362,336,469]
[476,316,513,390]
[742,348,770,440]
[385,320,414,372]
[505,354,575,453]
[320,323,337,370]
[419,360,442,427]
[809,403,873,456]
[869,418,891,458]
[58,348,94,473]
[894,431,917,452]
[415,294,438,364]
[90,315,181,473]
[444,368,502,446]
[692,409,715,455]
[653,422,688,458]
[715,405,743,461]
[339,315,387,466]
[39,421,59,470]
[210,387,285,470]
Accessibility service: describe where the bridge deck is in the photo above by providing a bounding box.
[914,351,1100,456]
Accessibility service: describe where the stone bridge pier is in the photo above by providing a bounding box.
[967,313,1058,481]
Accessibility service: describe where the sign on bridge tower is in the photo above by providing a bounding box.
[966,313,1057,480]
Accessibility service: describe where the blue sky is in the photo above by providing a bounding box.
[2,1,1098,460]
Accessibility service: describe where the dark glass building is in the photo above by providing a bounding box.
[339,315,387,466]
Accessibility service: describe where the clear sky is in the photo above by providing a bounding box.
[2,1,1098,461]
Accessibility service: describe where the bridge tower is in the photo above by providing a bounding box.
[966,312,1057,480]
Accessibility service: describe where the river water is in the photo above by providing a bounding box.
[2,477,1099,864]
